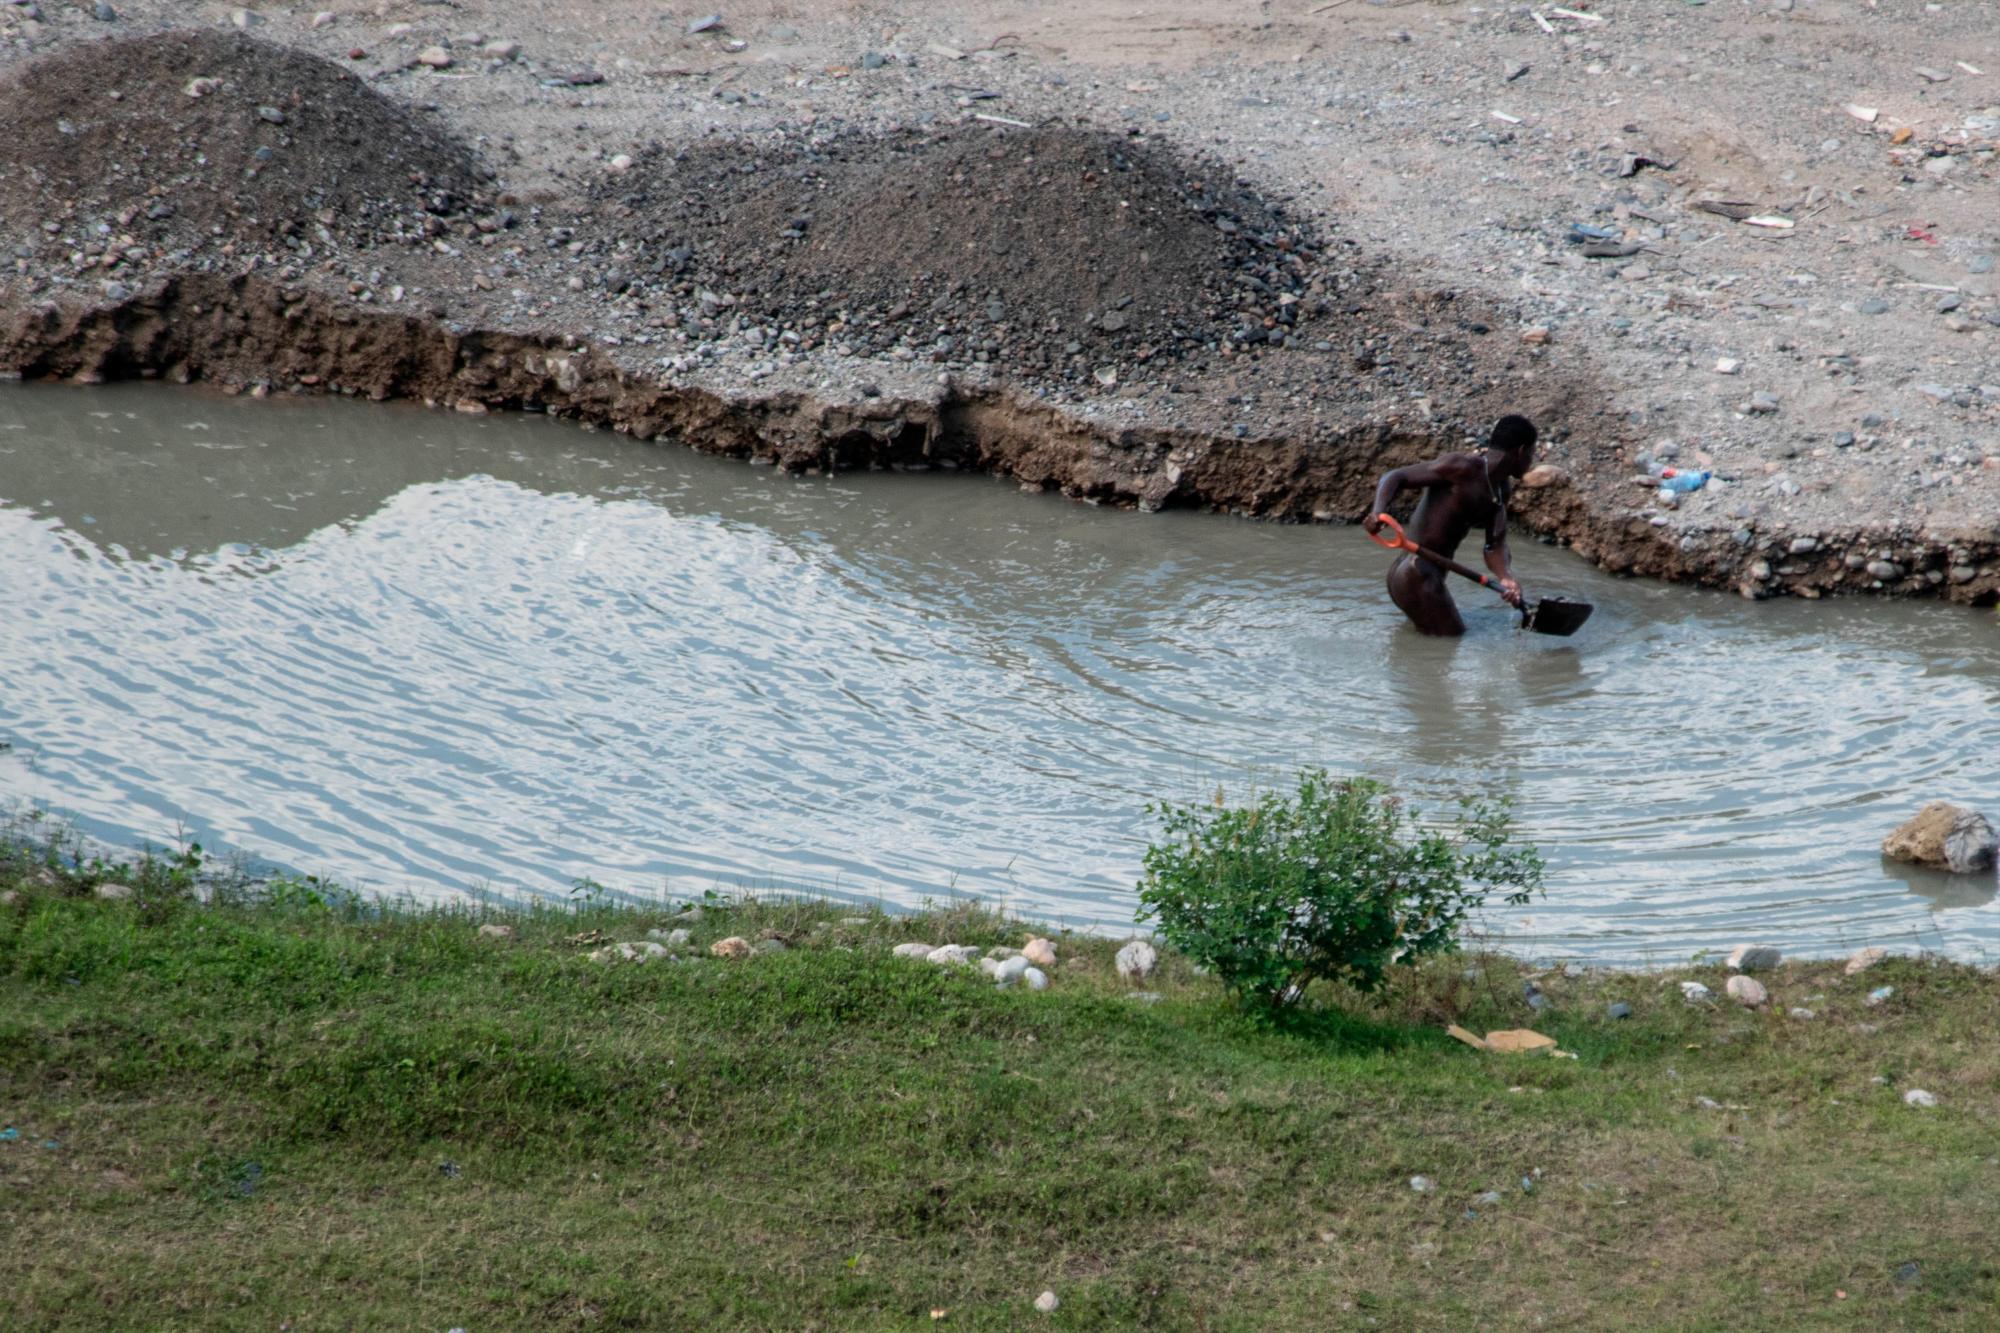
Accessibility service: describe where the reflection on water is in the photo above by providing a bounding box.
[1,382,1996,961]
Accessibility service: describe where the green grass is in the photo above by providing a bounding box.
[2,833,1998,1329]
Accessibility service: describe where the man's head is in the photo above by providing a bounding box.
[1489,414,1537,477]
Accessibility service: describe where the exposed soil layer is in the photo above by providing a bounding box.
[598,125,1328,383]
[5,272,1993,606]
[0,32,485,252]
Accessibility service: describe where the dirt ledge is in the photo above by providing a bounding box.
[3,274,1996,608]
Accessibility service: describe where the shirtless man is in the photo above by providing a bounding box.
[1362,414,1536,636]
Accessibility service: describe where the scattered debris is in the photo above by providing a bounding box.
[1904,1088,1938,1108]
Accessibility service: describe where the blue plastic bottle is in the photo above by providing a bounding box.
[1658,469,1711,494]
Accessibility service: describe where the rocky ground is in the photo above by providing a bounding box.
[1,0,1996,604]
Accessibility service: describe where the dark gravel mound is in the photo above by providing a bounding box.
[0,31,483,251]
[599,124,1333,381]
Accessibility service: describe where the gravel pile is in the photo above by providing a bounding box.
[0,31,486,255]
[593,124,1337,384]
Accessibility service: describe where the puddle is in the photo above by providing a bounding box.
[1,383,1995,960]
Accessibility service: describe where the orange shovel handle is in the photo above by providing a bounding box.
[1367,513,1416,553]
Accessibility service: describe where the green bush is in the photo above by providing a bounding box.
[1137,771,1543,1011]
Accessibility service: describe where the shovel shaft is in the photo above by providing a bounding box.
[1367,514,1500,591]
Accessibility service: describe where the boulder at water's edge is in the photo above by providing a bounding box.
[1882,802,1998,875]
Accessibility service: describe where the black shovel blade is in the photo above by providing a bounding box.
[1520,596,1594,637]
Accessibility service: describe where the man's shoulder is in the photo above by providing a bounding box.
[1427,452,1483,480]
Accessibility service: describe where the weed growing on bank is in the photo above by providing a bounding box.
[1139,771,1544,1011]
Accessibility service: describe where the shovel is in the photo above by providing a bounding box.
[1367,514,1594,637]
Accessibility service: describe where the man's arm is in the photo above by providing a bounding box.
[1482,494,1524,608]
[1363,457,1463,533]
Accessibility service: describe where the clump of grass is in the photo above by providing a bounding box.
[2,825,1997,1329]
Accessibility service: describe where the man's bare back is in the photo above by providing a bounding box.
[1363,415,1537,636]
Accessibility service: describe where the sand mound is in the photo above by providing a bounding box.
[0,31,482,251]
[600,125,1331,379]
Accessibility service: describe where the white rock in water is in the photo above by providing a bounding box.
[95,881,134,901]
[892,942,935,959]
[1023,967,1049,990]
[1844,946,1888,975]
[995,955,1030,984]
[1904,1089,1938,1108]
[1034,1290,1059,1314]
[1022,937,1057,967]
[1725,975,1769,1008]
[477,923,514,940]
[927,944,979,966]
[1726,945,1782,972]
[1679,981,1712,1004]
[1116,939,1158,982]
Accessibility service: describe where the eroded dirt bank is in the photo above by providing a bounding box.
[1,17,1996,606]
[7,270,1994,604]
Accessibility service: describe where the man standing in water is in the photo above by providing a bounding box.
[1362,414,1536,636]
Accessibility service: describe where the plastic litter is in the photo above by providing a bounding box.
[0,1127,18,1142]
[1657,468,1712,494]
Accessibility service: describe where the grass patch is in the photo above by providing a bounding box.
[2,834,1998,1328]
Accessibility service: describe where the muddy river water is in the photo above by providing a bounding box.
[2,383,1996,961]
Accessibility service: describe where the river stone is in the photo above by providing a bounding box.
[926,944,979,966]
[892,942,935,959]
[95,881,134,901]
[710,936,752,959]
[1023,966,1050,990]
[1882,801,1998,874]
[1116,939,1158,982]
[1725,975,1769,1008]
[1844,946,1888,974]
[1726,944,1782,972]
[593,940,671,963]
[994,955,1030,985]
[477,923,514,940]
[1022,937,1057,967]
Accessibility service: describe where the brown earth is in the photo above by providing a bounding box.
[0,4,1996,608]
